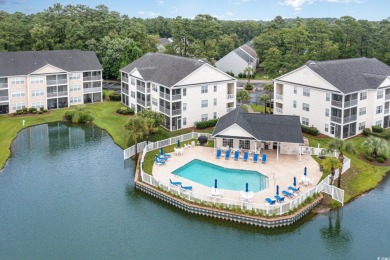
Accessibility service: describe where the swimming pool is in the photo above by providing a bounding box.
[172,159,268,192]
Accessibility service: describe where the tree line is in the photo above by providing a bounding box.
[1,3,389,79]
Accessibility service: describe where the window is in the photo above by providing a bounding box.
[325,108,329,117]
[30,76,44,84]
[130,78,135,86]
[11,77,24,84]
[293,100,297,108]
[131,103,135,110]
[359,107,366,116]
[294,86,297,94]
[183,103,187,111]
[31,101,45,109]
[222,138,233,148]
[376,105,383,114]
[239,140,250,150]
[360,92,367,100]
[377,90,384,99]
[213,98,217,106]
[131,91,135,98]
[325,124,329,132]
[302,117,309,126]
[69,96,82,104]
[31,89,44,96]
[213,112,217,119]
[201,85,208,94]
[183,117,187,126]
[376,120,382,127]
[201,100,208,108]
[183,88,186,96]
[303,88,310,97]
[201,114,208,121]
[152,97,157,106]
[326,93,330,101]
[152,84,158,92]
[69,73,80,80]
[11,90,25,97]
[302,103,310,112]
[214,85,217,92]
[69,85,81,92]
[12,102,25,110]
[358,122,365,131]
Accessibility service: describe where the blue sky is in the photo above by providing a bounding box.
[1,0,389,21]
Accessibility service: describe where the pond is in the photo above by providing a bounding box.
[0,122,389,259]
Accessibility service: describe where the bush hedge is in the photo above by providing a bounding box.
[64,109,94,124]
[377,157,385,163]
[244,83,253,91]
[116,107,134,115]
[363,127,390,140]
[109,93,121,101]
[196,119,218,129]
[301,125,319,136]
[13,107,47,116]
[372,125,383,133]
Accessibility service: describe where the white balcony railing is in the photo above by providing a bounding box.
[122,77,128,83]
[385,108,389,114]
[275,107,283,114]
[159,92,170,100]
[46,80,57,85]
[331,100,342,107]
[159,106,170,115]
[226,107,235,113]
[276,94,283,100]
[47,92,57,97]
[83,87,101,94]
[331,116,342,123]
[343,115,357,123]
[0,96,9,101]
[137,85,146,93]
[57,79,67,84]
[0,83,8,89]
[172,94,181,101]
[227,93,234,99]
[344,99,358,108]
[83,76,101,81]
[172,109,181,115]
[58,91,68,96]
[137,98,146,106]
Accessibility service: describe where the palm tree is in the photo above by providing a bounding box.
[327,139,356,188]
[144,118,157,145]
[259,94,270,113]
[236,90,250,107]
[137,109,166,144]
[263,84,274,113]
[361,136,388,159]
[322,157,342,185]
[125,116,147,158]
[243,67,255,85]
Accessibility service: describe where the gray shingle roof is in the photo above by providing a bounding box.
[121,53,207,87]
[212,108,304,144]
[0,50,102,77]
[306,57,390,94]
[233,47,255,64]
[240,44,257,59]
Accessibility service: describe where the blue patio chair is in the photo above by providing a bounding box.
[288,186,300,194]
[261,153,267,164]
[282,190,294,198]
[234,150,240,160]
[155,158,166,166]
[253,153,259,163]
[180,184,192,191]
[274,195,285,203]
[225,150,231,160]
[170,179,182,186]
[243,151,249,161]
[265,198,276,205]
[160,153,171,158]
[216,149,222,159]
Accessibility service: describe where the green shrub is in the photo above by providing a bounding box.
[372,125,383,133]
[65,111,75,120]
[109,93,121,101]
[16,109,22,115]
[32,110,37,114]
[28,107,37,113]
[238,73,243,78]
[42,109,47,113]
[40,107,44,112]
[301,125,319,136]
[366,155,374,162]
[244,83,253,91]
[196,119,218,129]
[377,157,385,163]
[71,113,80,123]
[362,128,371,136]
[22,107,28,113]
[379,154,388,160]
[38,111,43,114]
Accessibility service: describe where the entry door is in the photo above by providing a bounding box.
[177,118,181,130]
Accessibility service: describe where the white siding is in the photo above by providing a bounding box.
[215,52,251,76]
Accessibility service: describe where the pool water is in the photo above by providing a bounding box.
[172,159,268,192]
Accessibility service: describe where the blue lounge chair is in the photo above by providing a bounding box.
[234,150,239,160]
[160,153,171,158]
[243,151,249,161]
[282,190,294,198]
[265,198,276,205]
[216,149,222,159]
[274,195,285,203]
[169,179,182,186]
[288,186,300,194]
[180,184,192,191]
[225,150,231,160]
[155,158,166,166]
[262,153,267,164]
[253,153,259,163]
[157,155,168,161]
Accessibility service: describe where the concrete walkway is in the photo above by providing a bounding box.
[244,104,254,113]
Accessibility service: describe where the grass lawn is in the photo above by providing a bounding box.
[0,101,125,170]
[250,104,273,113]
[236,74,273,80]
[305,134,390,203]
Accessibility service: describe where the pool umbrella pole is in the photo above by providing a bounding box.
[177,139,180,148]
[304,167,307,176]
[214,179,217,189]
[293,177,297,187]
[276,185,279,196]
[245,182,249,193]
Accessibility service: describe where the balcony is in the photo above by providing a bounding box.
[137,98,146,106]
[0,83,7,89]
[331,116,342,123]
[385,108,390,114]
[159,106,170,115]
[172,94,181,101]
[146,101,151,107]
[227,93,234,99]
[58,79,67,84]
[331,100,342,108]
[386,94,390,101]
[46,80,57,85]
[0,96,9,101]
[83,76,101,81]
[344,115,357,124]
[137,85,146,93]
[122,77,128,83]
[47,92,57,98]
[344,99,358,108]
[275,107,283,114]
[172,109,181,115]
[159,92,170,100]
[83,87,101,94]
[275,94,283,101]
[58,91,68,97]
[226,107,235,113]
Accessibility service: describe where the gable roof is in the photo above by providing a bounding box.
[240,44,257,59]
[306,57,390,94]
[212,108,304,144]
[233,47,255,64]
[159,38,172,46]
[121,53,208,87]
[0,50,102,77]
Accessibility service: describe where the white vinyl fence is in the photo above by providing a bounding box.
[134,135,350,215]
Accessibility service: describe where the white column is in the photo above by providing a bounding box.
[254,141,257,153]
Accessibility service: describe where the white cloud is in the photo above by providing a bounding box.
[280,0,362,11]
[157,0,164,5]
[146,11,160,18]
[138,11,145,15]
[226,11,233,16]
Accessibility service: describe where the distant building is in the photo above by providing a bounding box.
[0,50,103,114]
[157,38,173,52]
[215,44,258,76]
[274,57,390,139]
[120,53,236,131]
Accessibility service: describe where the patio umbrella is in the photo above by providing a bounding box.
[276,185,279,196]
[214,179,218,189]
[293,177,297,187]
[160,148,164,155]
[177,139,180,148]
[304,167,307,176]
[245,182,249,193]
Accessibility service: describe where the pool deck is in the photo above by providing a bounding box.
[152,146,322,205]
